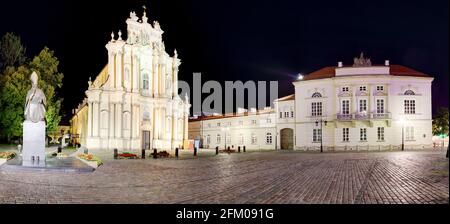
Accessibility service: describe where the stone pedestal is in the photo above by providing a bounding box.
[22,120,46,166]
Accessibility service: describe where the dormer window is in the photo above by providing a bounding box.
[342,87,349,92]
[359,86,367,91]
[404,90,415,95]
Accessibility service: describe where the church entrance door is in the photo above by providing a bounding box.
[142,131,151,150]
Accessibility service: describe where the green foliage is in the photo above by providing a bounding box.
[0,39,64,141]
[0,32,27,71]
[0,66,31,139]
[432,107,449,136]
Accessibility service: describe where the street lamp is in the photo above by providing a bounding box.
[399,117,405,151]
[297,73,304,80]
[315,119,327,153]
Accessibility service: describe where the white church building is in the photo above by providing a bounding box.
[190,54,434,151]
[70,9,190,151]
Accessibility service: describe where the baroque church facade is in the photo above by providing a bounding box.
[70,9,190,151]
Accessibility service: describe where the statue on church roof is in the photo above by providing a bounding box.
[353,52,372,67]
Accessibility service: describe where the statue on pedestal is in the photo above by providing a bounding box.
[24,71,46,123]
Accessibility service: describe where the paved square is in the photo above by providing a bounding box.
[0,150,448,204]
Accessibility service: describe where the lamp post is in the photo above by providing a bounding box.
[399,117,405,151]
[222,127,229,149]
[315,119,327,153]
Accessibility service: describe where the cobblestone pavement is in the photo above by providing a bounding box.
[0,150,448,204]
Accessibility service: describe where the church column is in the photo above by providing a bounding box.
[93,101,100,137]
[161,62,166,97]
[110,103,115,138]
[161,108,166,140]
[152,49,159,97]
[172,51,179,98]
[153,106,158,139]
[87,102,93,137]
[116,103,123,138]
[115,50,123,89]
[108,52,115,89]
[183,109,188,141]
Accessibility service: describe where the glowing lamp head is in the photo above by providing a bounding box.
[297,73,304,80]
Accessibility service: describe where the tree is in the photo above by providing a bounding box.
[432,107,449,136]
[0,32,27,71]
[0,65,31,141]
[0,47,64,141]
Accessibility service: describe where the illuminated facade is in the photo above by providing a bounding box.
[70,8,190,151]
[191,55,434,151]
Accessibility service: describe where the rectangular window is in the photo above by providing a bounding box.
[342,128,349,142]
[251,120,257,125]
[376,99,384,114]
[377,127,385,141]
[279,112,282,118]
[238,134,244,144]
[217,123,221,127]
[206,135,210,144]
[285,112,289,118]
[404,100,416,114]
[291,111,294,118]
[406,126,415,141]
[226,134,231,144]
[311,102,322,117]
[313,129,322,142]
[216,134,221,144]
[342,100,350,115]
[342,86,349,92]
[359,99,367,112]
[359,86,367,91]
[251,134,257,144]
[360,128,367,141]
[267,118,271,123]
[376,85,384,91]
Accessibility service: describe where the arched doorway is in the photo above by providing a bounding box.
[280,128,294,150]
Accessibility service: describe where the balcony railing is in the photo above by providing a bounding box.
[371,113,391,119]
[336,113,391,121]
[336,114,352,120]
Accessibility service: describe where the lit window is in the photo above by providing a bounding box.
[359,99,367,112]
[313,129,322,142]
[360,128,367,141]
[342,128,349,142]
[266,133,273,144]
[404,100,416,114]
[406,126,415,141]
[377,127,385,141]
[376,99,384,114]
[311,102,322,117]
[142,73,149,90]
[251,133,257,144]
[341,100,350,115]
[216,134,221,144]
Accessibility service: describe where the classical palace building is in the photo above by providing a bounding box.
[190,54,434,151]
[70,9,190,151]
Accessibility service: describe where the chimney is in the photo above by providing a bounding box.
[385,60,390,66]
[338,62,343,67]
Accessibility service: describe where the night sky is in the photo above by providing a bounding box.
[0,0,448,123]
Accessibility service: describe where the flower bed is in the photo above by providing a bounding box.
[151,150,171,158]
[77,153,103,166]
[117,152,138,159]
[0,151,16,159]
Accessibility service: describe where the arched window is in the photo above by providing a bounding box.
[404,90,415,95]
[216,134,221,144]
[312,92,322,98]
[266,133,273,144]
[142,73,149,90]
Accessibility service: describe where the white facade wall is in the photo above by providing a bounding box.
[294,69,433,151]
[200,112,276,150]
